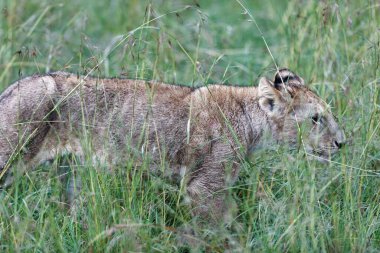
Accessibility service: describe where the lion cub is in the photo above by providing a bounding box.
[0,68,345,223]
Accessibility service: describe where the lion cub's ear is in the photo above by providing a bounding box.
[258,77,285,116]
[273,68,304,90]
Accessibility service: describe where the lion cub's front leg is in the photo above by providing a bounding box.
[186,142,239,225]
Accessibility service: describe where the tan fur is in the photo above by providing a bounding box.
[0,69,345,223]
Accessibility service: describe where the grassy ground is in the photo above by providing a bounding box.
[0,0,379,252]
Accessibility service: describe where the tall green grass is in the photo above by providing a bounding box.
[0,0,379,252]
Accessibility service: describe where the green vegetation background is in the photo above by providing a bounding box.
[0,0,379,252]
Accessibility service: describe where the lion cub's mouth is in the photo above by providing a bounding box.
[305,145,339,163]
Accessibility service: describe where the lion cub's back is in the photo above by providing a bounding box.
[50,72,193,120]
[50,72,193,160]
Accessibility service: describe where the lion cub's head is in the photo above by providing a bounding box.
[258,68,346,161]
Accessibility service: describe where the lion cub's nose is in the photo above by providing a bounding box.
[334,130,346,149]
[334,140,344,149]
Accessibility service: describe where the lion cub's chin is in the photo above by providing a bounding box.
[310,154,331,164]
[305,145,338,164]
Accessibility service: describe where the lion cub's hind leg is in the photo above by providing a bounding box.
[0,75,59,183]
[31,128,84,211]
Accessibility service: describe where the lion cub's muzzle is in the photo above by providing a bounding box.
[333,129,346,150]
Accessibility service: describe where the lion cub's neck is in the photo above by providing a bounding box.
[190,85,271,154]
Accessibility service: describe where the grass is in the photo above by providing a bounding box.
[0,0,379,251]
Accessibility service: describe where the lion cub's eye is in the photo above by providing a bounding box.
[312,114,321,124]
